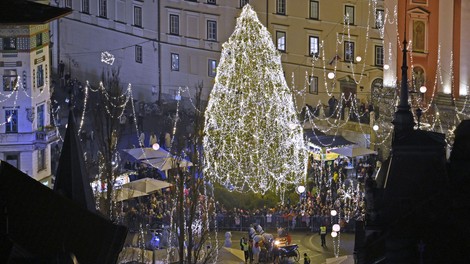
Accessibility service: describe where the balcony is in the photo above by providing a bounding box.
[35,126,59,143]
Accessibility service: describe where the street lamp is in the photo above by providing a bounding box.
[327,72,335,80]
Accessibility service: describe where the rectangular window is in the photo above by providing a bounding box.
[99,0,107,18]
[65,0,72,8]
[309,36,319,57]
[37,65,44,88]
[5,109,18,133]
[36,33,43,47]
[309,76,318,94]
[38,148,46,171]
[81,0,90,13]
[37,104,44,131]
[375,45,384,66]
[344,41,355,62]
[169,14,179,35]
[207,20,217,41]
[240,0,249,8]
[135,45,142,63]
[309,0,319,20]
[5,154,18,168]
[208,59,217,77]
[276,0,286,15]
[171,53,179,71]
[375,9,384,29]
[207,0,216,4]
[134,6,142,27]
[3,69,17,91]
[2,37,17,51]
[276,31,286,52]
[345,5,355,25]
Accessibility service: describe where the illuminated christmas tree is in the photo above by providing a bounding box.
[203,5,307,194]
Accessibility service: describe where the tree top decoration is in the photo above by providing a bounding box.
[203,4,308,194]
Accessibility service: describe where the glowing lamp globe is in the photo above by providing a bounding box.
[355,56,362,62]
[327,72,335,80]
[419,86,427,94]
[330,210,337,216]
[383,64,390,70]
[331,231,338,238]
[152,143,160,150]
[332,224,340,232]
[297,185,306,194]
[373,124,379,131]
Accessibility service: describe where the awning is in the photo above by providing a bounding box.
[329,145,377,157]
[304,130,355,148]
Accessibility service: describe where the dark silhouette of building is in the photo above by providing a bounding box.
[0,110,127,263]
[355,36,470,263]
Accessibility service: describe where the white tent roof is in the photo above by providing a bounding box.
[329,145,377,157]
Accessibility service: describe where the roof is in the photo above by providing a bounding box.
[0,1,72,25]
[53,110,96,213]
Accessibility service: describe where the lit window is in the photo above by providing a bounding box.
[37,65,44,88]
[37,104,44,131]
[309,36,319,57]
[277,0,286,15]
[169,14,179,35]
[309,76,318,94]
[81,0,90,13]
[38,148,46,171]
[36,33,43,47]
[171,53,179,71]
[207,20,217,41]
[99,0,107,18]
[134,6,142,27]
[3,69,17,91]
[276,31,286,52]
[375,9,384,29]
[2,37,17,51]
[5,109,18,133]
[309,0,319,20]
[345,5,355,25]
[208,59,217,77]
[135,45,142,63]
[375,45,384,66]
[344,41,354,62]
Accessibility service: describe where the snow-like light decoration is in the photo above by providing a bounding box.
[203,4,308,194]
[101,51,115,65]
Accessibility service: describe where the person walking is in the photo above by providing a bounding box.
[320,224,327,247]
[149,132,158,147]
[303,253,311,264]
[240,237,249,263]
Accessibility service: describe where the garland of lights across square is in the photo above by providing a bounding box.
[203,5,308,194]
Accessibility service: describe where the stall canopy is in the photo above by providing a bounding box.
[304,129,355,148]
[122,178,173,194]
[329,145,377,157]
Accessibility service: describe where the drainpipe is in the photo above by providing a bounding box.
[157,0,162,104]
[266,0,269,25]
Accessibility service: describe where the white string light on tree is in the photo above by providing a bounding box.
[203,4,308,195]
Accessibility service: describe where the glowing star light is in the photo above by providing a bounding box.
[101,51,115,65]
[203,4,308,194]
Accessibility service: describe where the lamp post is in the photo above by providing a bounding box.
[330,210,340,258]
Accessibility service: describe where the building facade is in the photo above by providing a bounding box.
[53,0,246,104]
[54,0,385,148]
[0,2,70,186]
